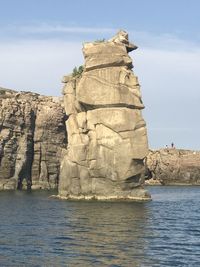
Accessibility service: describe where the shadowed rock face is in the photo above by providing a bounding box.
[59,31,151,201]
[0,88,67,190]
[146,149,200,185]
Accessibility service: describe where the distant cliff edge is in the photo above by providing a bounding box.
[145,149,200,185]
[1,88,200,190]
[0,87,67,190]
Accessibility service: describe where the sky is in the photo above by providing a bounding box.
[0,0,200,150]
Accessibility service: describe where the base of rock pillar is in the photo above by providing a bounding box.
[57,188,151,202]
[0,178,17,190]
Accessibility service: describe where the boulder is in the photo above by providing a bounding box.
[76,68,144,109]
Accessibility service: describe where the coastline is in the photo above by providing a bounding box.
[146,148,200,185]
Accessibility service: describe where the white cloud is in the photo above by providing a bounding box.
[2,23,200,49]
[20,25,116,34]
[0,40,83,95]
[129,30,200,52]
[1,24,116,37]
[0,29,200,149]
[133,47,200,149]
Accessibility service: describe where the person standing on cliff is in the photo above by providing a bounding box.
[171,142,175,149]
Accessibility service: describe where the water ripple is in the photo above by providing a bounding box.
[0,187,200,266]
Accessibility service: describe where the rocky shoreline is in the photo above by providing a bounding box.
[145,149,200,185]
[0,87,67,190]
[1,29,200,193]
[0,88,200,190]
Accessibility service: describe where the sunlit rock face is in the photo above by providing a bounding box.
[0,88,67,190]
[146,149,200,185]
[59,31,151,201]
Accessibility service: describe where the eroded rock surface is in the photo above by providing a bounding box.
[0,88,67,190]
[146,149,200,185]
[59,31,150,201]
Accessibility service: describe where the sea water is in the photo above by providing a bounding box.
[0,186,200,267]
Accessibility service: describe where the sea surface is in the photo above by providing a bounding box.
[0,186,200,267]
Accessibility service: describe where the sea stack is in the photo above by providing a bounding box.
[59,30,151,201]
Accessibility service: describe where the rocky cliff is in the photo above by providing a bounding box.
[59,31,151,201]
[146,149,200,185]
[0,88,67,190]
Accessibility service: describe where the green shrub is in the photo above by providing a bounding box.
[72,65,84,77]
[0,89,6,95]
[94,38,106,43]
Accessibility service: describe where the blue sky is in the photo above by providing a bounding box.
[0,0,200,150]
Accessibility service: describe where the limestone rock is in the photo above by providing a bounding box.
[59,30,150,201]
[146,149,200,185]
[0,88,67,190]
[83,42,133,71]
[76,67,144,109]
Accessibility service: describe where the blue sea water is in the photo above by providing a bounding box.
[0,186,200,267]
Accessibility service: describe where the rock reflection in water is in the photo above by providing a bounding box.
[57,201,154,267]
[0,191,156,266]
[1,188,200,266]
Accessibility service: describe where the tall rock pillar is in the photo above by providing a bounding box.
[59,30,151,201]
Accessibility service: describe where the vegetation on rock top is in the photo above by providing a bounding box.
[94,38,106,43]
[72,65,84,77]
